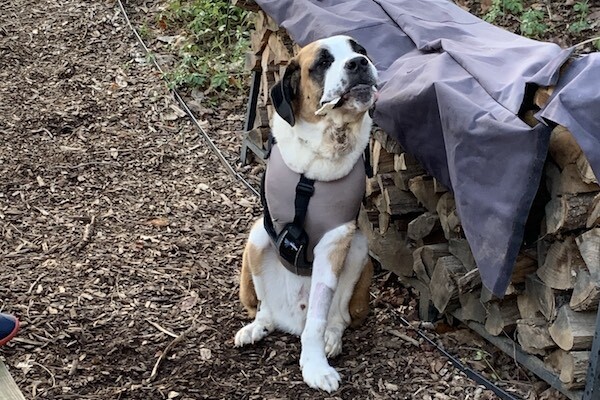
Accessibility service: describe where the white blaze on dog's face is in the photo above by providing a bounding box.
[270,35,378,127]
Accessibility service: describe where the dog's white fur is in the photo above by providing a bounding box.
[235,35,377,393]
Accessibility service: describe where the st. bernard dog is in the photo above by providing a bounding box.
[235,35,378,392]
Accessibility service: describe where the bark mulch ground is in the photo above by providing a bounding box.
[0,0,573,399]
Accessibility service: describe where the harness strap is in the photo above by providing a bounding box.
[293,175,315,227]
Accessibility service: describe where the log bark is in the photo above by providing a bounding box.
[545,193,597,234]
[429,255,467,314]
[576,152,598,185]
[457,269,482,294]
[548,305,597,350]
[516,317,556,355]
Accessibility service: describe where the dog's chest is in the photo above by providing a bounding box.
[264,144,366,260]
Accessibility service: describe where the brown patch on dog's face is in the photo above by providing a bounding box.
[291,42,323,124]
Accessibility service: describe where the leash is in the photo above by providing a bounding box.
[116,2,523,398]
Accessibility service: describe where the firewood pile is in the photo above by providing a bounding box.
[241,5,600,391]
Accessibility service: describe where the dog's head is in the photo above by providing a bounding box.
[270,35,378,127]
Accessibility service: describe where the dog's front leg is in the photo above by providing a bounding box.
[300,222,356,393]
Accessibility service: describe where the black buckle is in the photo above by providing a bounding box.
[296,181,315,196]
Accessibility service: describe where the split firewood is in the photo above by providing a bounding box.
[408,176,441,213]
[448,238,476,271]
[433,178,448,193]
[394,153,420,172]
[407,212,440,242]
[545,162,600,197]
[545,349,590,389]
[525,273,569,321]
[413,243,450,283]
[575,228,600,274]
[516,317,556,355]
[517,291,542,319]
[365,176,381,198]
[358,206,414,277]
[537,237,585,290]
[548,305,597,351]
[383,186,424,215]
[570,267,600,312]
[267,34,291,65]
[587,193,600,228]
[484,299,520,336]
[548,126,582,169]
[429,255,467,313]
[378,212,391,235]
[545,193,597,234]
[437,193,461,240]
[533,86,555,108]
[576,152,598,185]
[510,251,538,283]
[456,269,481,295]
[393,167,426,191]
[372,140,395,175]
[373,127,404,154]
[455,290,486,324]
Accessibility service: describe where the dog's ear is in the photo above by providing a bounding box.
[270,60,300,127]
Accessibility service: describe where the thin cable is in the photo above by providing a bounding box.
[395,313,521,400]
[116,0,259,198]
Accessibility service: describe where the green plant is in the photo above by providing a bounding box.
[569,0,591,34]
[158,0,250,93]
[520,9,547,38]
[483,0,524,23]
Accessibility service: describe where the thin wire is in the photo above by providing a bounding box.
[116,0,259,198]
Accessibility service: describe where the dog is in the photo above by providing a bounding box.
[235,35,378,392]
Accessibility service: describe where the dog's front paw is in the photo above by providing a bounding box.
[234,321,271,347]
[301,360,341,393]
[324,328,343,358]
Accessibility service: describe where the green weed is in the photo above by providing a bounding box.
[569,0,591,34]
[158,0,250,94]
[520,9,547,38]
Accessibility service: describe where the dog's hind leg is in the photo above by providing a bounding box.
[235,219,275,347]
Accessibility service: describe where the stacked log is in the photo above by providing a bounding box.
[242,8,299,158]
[239,9,600,391]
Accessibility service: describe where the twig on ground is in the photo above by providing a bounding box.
[146,319,178,338]
[75,215,96,251]
[146,322,197,383]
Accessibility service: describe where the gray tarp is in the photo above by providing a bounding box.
[255,0,600,296]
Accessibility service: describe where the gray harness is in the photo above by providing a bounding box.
[262,143,366,276]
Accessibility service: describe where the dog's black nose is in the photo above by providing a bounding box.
[345,56,369,73]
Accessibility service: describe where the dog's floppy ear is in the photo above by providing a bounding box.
[270,60,300,127]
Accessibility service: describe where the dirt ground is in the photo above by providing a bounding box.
[0,0,574,399]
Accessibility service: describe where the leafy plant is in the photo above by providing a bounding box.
[483,0,524,23]
[569,0,591,34]
[520,9,547,38]
[158,0,250,94]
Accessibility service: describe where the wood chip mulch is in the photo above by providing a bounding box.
[0,0,568,399]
